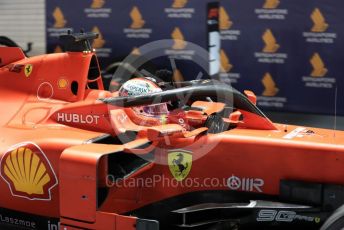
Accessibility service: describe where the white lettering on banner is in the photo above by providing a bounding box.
[84,8,112,18]
[219,73,241,84]
[164,8,195,18]
[255,9,288,20]
[123,28,153,39]
[257,96,287,108]
[302,76,336,89]
[165,50,195,60]
[56,113,100,125]
[94,48,112,58]
[303,32,337,44]
[220,30,241,41]
[254,52,288,64]
[47,28,73,38]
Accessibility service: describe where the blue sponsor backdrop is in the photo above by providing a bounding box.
[46,0,344,115]
[219,0,344,115]
[46,0,219,84]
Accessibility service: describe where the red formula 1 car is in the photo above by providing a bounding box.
[0,32,344,230]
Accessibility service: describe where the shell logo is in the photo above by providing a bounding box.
[58,78,68,89]
[0,142,58,200]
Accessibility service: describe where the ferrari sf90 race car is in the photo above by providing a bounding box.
[0,31,344,230]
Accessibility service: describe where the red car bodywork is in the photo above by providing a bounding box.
[0,45,343,230]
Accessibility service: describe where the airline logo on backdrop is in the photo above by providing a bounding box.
[311,8,328,32]
[165,0,194,18]
[172,0,188,8]
[310,53,327,77]
[262,29,279,53]
[48,7,72,38]
[172,27,187,50]
[219,6,233,30]
[302,53,335,88]
[54,46,63,53]
[255,29,287,64]
[131,47,141,55]
[255,0,287,20]
[92,26,105,48]
[303,8,336,43]
[263,0,280,9]
[91,0,105,9]
[257,73,286,108]
[85,0,111,18]
[165,27,195,60]
[262,73,279,96]
[53,7,66,28]
[91,26,112,57]
[173,69,185,82]
[219,6,240,41]
[124,6,152,39]
[219,49,241,84]
[220,49,232,73]
[130,6,145,29]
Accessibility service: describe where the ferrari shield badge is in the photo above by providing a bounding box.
[24,64,33,77]
[168,150,192,181]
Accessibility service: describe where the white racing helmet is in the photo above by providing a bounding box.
[118,78,169,117]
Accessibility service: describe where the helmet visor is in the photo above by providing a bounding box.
[141,103,169,116]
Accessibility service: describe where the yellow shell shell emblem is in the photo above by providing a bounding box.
[58,78,68,89]
[168,150,192,181]
[0,142,58,200]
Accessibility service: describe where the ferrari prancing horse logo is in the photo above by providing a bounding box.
[24,64,33,77]
[168,150,192,181]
